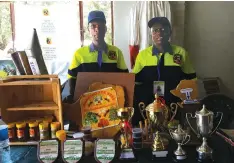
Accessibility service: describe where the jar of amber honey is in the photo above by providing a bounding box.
[16,122,26,141]
[29,121,39,141]
[8,123,16,142]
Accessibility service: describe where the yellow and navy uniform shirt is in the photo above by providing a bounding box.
[132,44,196,105]
[68,43,129,79]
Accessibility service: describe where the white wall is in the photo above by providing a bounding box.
[185,1,234,99]
[113,1,135,71]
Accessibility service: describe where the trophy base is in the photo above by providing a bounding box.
[119,148,137,162]
[197,153,214,163]
[197,157,214,163]
[152,150,168,161]
[172,155,188,162]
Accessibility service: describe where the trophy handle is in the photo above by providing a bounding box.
[128,107,134,120]
[186,113,198,136]
[211,112,223,135]
[169,103,178,121]
[168,129,174,139]
[182,134,190,145]
[138,102,146,120]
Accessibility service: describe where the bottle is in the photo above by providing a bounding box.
[0,116,12,163]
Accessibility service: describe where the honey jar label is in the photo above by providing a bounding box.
[8,130,15,139]
[29,129,35,137]
[95,139,115,163]
[17,129,24,138]
[63,139,83,162]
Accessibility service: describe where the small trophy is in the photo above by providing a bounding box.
[169,125,190,160]
[116,107,136,161]
[186,105,223,162]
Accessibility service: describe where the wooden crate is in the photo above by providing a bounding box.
[0,75,63,145]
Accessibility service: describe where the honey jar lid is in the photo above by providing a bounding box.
[56,130,66,142]
[16,122,26,128]
[39,122,49,130]
[8,123,15,128]
[29,121,38,128]
[51,122,60,129]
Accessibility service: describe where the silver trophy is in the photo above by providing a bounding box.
[186,105,223,161]
[169,125,190,160]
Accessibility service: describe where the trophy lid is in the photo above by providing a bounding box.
[146,94,164,112]
[174,124,185,134]
[196,105,213,116]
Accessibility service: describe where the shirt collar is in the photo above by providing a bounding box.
[89,42,108,54]
[152,43,173,55]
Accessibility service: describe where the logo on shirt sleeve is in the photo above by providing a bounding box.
[108,51,117,60]
[173,54,182,64]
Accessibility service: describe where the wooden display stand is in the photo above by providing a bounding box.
[0,75,63,145]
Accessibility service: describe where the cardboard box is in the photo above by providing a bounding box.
[63,72,135,138]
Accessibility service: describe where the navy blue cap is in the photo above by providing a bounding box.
[88,10,106,24]
[148,17,171,29]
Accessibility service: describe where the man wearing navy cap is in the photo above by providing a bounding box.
[67,11,128,101]
[132,17,196,125]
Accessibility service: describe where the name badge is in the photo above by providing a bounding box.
[63,139,84,163]
[94,139,116,163]
[153,81,165,96]
[38,139,59,163]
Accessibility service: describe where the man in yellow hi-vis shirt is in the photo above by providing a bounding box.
[67,11,128,100]
[132,17,196,125]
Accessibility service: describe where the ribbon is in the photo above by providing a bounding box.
[121,120,133,146]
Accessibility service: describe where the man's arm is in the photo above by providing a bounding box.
[67,50,81,98]
[117,49,129,72]
[68,78,76,96]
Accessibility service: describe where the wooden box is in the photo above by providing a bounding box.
[0,75,63,145]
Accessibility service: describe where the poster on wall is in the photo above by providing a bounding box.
[40,7,57,61]
[14,2,81,84]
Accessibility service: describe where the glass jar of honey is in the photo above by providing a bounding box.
[7,123,16,142]
[39,122,49,140]
[51,122,60,139]
[29,121,39,141]
[16,122,26,141]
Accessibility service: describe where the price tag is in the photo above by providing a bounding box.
[95,139,116,163]
[38,140,58,163]
[63,139,83,162]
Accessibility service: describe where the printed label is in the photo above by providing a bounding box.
[39,140,58,163]
[95,139,115,163]
[63,139,83,163]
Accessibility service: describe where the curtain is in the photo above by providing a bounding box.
[129,1,171,69]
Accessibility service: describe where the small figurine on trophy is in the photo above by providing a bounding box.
[186,105,223,162]
[169,125,190,161]
[117,107,136,161]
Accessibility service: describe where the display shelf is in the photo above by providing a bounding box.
[0,75,63,146]
[7,102,58,111]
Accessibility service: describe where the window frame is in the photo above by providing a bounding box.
[0,1,114,51]
[78,1,114,47]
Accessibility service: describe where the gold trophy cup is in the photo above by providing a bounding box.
[138,95,172,159]
[117,107,136,160]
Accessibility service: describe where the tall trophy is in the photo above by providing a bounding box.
[117,107,136,161]
[139,94,177,159]
[169,125,190,161]
[186,105,223,162]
